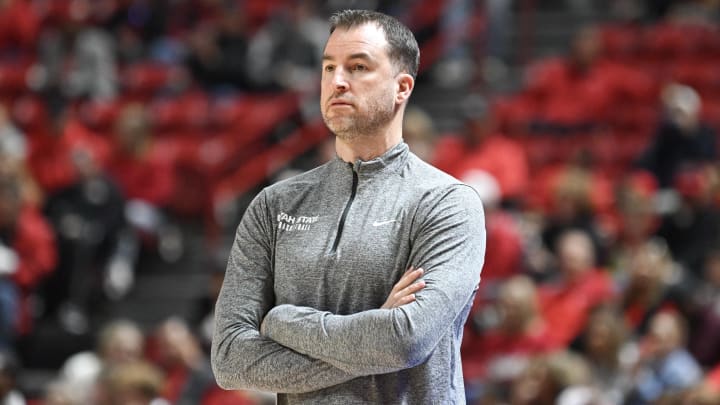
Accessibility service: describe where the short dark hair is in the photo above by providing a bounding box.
[329,9,419,78]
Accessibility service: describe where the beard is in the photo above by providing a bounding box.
[322,89,396,141]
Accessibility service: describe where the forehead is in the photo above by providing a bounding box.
[324,23,389,61]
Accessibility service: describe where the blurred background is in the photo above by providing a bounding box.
[1,0,720,404]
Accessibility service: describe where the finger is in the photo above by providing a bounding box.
[394,280,424,301]
[394,268,424,291]
[391,271,415,293]
[390,279,425,303]
[404,279,426,294]
[394,294,416,307]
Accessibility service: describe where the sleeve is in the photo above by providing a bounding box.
[261,185,486,375]
[210,190,357,393]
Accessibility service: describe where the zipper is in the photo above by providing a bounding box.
[330,164,358,254]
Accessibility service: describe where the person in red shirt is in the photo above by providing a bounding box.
[433,94,529,206]
[463,275,557,402]
[108,103,175,211]
[106,103,182,270]
[0,160,56,345]
[538,229,615,347]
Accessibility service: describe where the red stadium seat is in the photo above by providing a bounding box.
[601,24,643,60]
[644,23,697,58]
[11,95,48,132]
[697,26,720,58]
[610,129,652,167]
[149,92,210,134]
[669,61,720,95]
[76,99,125,132]
[491,95,536,135]
[0,60,30,96]
[120,62,187,98]
[212,119,329,210]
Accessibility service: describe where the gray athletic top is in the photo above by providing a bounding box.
[211,141,486,404]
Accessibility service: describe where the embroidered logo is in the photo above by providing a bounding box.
[372,219,397,227]
[277,212,318,231]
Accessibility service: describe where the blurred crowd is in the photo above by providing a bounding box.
[0,0,720,404]
[399,1,720,404]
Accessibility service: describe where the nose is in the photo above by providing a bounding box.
[332,68,349,92]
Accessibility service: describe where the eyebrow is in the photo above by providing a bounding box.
[322,52,374,62]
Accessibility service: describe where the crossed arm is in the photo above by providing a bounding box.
[211,186,485,392]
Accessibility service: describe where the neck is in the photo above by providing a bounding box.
[335,115,404,162]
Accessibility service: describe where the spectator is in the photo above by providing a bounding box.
[538,229,615,347]
[107,103,182,267]
[25,102,112,196]
[638,83,717,188]
[535,163,612,271]
[609,171,659,259]
[0,106,41,207]
[689,249,720,367]
[627,311,703,404]
[57,318,145,404]
[186,5,251,91]
[657,164,720,278]
[0,160,56,347]
[105,0,176,64]
[576,306,633,404]
[150,316,266,405]
[463,275,556,403]
[618,239,684,336]
[508,351,593,405]
[245,1,326,92]
[35,0,117,114]
[95,360,168,405]
[43,146,126,332]
[150,317,215,405]
[402,105,437,163]
[433,94,529,205]
[463,171,523,281]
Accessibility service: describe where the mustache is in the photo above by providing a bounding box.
[327,93,354,105]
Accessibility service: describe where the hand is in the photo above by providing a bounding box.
[381,267,425,309]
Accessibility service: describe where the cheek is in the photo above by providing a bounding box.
[320,82,331,102]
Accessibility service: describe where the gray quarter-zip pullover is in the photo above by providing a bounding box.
[212,141,486,404]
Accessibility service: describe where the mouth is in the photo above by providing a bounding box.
[329,99,353,108]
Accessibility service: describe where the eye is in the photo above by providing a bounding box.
[351,64,367,72]
[323,65,335,73]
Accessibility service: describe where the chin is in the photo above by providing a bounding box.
[324,118,354,138]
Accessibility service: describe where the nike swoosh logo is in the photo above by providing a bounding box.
[372,219,397,227]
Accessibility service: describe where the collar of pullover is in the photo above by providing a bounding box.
[336,141,409,175]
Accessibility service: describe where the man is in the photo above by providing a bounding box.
[212,9,486,404]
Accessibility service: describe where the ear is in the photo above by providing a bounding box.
[395,73,414,105]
